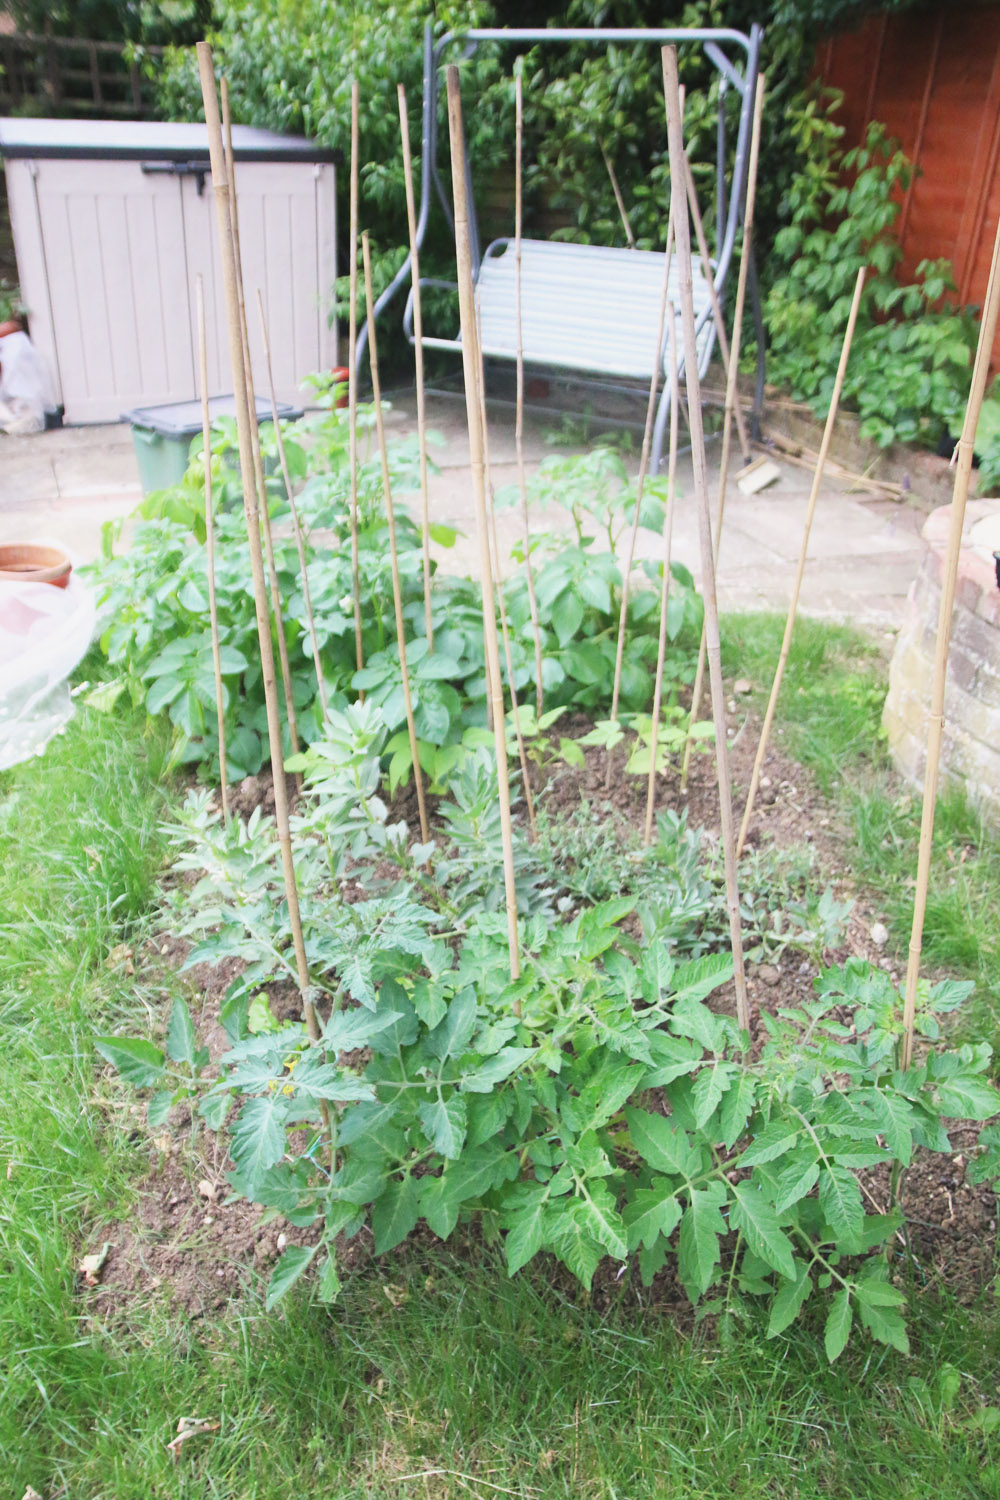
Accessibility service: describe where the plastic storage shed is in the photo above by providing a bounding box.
[0,117,339,424]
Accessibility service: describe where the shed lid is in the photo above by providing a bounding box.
[123,394,303,438]
[0,117,339,164]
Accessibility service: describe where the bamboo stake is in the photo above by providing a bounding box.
[901,205,1000,1070]
[256,287,329,722]
[514,70,545,719]
[348,81,365,684]
[736,265,866,860]
[447,64,520,983]
[644,305,681,847]
[476,307,538,841]
[398,84,434,649]
[221,80,301,777]
[685,155,750,464]
[196,274,231,827]
[605,201,675,786]
[681,75,765,792]
[662,45,749,1034]
[362,231,430,845]
[600,140,636,249]
[196,45,321,1050]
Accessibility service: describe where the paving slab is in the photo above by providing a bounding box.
[0,391,926,634]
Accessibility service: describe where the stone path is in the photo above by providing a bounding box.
[0,391,928,636]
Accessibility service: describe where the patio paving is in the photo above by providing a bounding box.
[0,390,928,636]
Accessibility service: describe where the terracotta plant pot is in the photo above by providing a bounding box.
[0,543,72,588]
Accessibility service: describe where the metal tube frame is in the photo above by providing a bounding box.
[357,21,766,457]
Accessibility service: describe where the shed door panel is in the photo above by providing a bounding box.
[181,161,336,408]
[31,159,194,423]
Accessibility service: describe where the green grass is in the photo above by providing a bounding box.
[721,613,1000,1051]
[2,649,1000,1497]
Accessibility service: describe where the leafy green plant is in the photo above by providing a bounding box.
[99,707,1000,1358]
[765,113,978,454]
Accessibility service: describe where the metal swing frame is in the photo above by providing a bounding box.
[358,20,766,467]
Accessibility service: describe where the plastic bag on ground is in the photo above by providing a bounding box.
[0,564,96,769]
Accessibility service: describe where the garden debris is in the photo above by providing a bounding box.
[20,1487,45,1500]
[735,452,781,494]
[105,942,135,974]
[197,1178,218,1202]
[166,1416,220,1460]
[78,1241,111,1286]
[733,678,753,695]
[870,921,890,947]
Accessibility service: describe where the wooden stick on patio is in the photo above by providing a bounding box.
[514,70,545,718]
[221,79,301,777]
[736,265,866,860]
[256,287,329,722]
[347,81,365,683]
[362,231,430,846]
[447,63,520,983]
[680,75,765,792]
[662,44,749,1034]
[197,45,322,1052]
[476,309,538,841]
[398,84,435,649]
[196,273,231,827]
[643,304,681,847]
[605,202,675,787]
[901,205,1000,1070]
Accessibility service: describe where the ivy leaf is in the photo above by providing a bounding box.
[824,1288,854,1363]
[95,1036,165,1088]
[677,1183,727,1301]
[767,1259,813,1337]
[372,1175,421,1253]
[623,1183,683,1252]
[819,1165,864,1249]
[625,1107,698,1177]
[418,1095,468,1160]
[165,998,196,1066]
[265,1243,317,1309]
[730,1182,796,1280]
[230,1095,287,1180]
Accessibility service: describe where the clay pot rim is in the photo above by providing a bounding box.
[0,543,73,588]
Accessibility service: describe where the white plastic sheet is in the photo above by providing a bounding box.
[0,564,96,769]
[0,329,53,435]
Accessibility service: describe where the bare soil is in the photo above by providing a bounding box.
[82,698,999,1321]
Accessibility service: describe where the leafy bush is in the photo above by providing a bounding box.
[98,701,1000,1358]
[765,114,979,453]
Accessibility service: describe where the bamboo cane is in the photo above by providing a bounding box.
[514,70,545,719]
[737,265,866,860]
[644,305,681,847]
[348,81,365,684]
[362,231,430,846]
[901,206,1000,1070]
[680,75,765,792]
[476,307,538,841]
[398,84,434,650]
[600,140,636,249]
[196,46,321,1050]
[605,202,675,787]
[256,288,329,722]
[196,274,231,827]
[447,64,520,983]
[662,45,749,1034]
[685,156,751,464]
[221,80,301,777]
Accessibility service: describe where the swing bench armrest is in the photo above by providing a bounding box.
[403,277,461,350]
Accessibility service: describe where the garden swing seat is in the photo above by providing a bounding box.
[359,21,766,471]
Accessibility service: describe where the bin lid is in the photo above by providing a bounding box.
[123,394,303,438]
[0,117,339,164]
